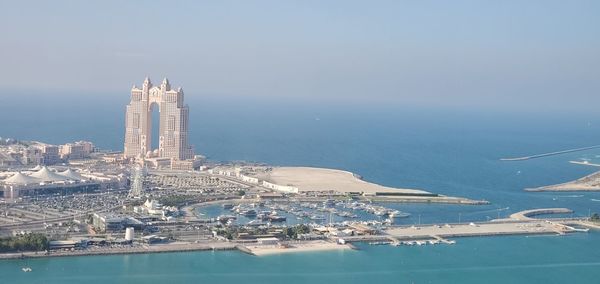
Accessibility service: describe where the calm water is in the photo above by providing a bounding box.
[1,92,600,283]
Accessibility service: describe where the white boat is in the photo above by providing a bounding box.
[389,211,411,218]
[310,215,326,221]
[22,267,32,272]
[246,220,267,226]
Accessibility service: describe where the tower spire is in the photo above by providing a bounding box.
[161,77,170,91]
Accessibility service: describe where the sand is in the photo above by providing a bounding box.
[526,171,600,192]
[262,167,429,194]
[246,240,351,256]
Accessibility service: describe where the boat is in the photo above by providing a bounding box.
[246,220,267,226]
[217,215,237,222]
[21,267,32,272]
[389,211,411,218]
[256,213,268,220]
[268,215,287,222]
[241,209,257,217]
[222,204,234,210]
[310,215,326,221]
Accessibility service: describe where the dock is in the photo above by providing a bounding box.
[508,208,573,220]
[339,208,589,247]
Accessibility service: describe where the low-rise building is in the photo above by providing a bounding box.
[60,141,94,160]
[92,213,144,233]
[256,237,279,245]
[35,144,60,165]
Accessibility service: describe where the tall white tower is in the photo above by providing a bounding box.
[124,77,194,160]
[128,165,146,197]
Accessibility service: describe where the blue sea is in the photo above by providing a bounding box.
[1,91,600,283]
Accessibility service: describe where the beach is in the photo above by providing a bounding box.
[526,171,600,192]
[244,240,352,256]
[261,167,429,194]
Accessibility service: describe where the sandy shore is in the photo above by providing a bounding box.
[261,167,429,194]
[526,171,600,192]
[245,240,352,256]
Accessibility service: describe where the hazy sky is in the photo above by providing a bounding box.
[1,0,599,110]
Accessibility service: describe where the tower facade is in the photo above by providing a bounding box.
[124,77,194,160]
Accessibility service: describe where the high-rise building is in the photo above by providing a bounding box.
[123,77,194,160]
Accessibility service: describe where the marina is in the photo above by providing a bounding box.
[206,199,412,227]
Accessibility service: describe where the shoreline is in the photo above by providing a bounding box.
[525,170,600,192]
[245,240,352,256]
[0,240,352,261]
[2,208,594,261]
[0,241,238,261]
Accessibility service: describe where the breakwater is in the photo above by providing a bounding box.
[500,145,600,161]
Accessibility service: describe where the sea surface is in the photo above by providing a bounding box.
[1,92,600,283]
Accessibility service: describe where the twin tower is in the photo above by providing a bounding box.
[123,77,194,161]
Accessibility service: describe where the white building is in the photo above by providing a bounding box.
[261,181,299,193]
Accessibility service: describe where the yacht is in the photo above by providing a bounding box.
[310,215,326,221]
[389,211,411,218]
[241,209,257,217]
[268,215,287,222]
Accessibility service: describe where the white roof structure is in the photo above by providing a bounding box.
[30,165,43,171]
[29,166,67,182]
[3,172,41,185]
[59,168,85,181]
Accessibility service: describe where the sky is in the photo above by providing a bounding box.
[1,0,599,111]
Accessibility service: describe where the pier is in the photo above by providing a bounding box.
[500,145,600,161]
[508,208,573,220]
[340,208,590,247]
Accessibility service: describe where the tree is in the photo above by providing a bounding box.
[0,233,48,252]
[284,224,311,240]
[285,227,294,239]
[591,213,599,222]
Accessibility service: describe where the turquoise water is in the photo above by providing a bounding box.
[1,234,599,284]
[2,93,600,283]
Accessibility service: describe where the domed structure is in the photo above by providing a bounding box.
[29,166,67,182]
[3,172,40,185]
[58,168,85,181]
[30,165,43,171]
